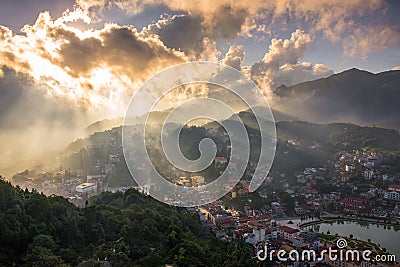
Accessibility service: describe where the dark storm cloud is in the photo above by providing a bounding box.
[207,5,248,40]
[52,30,102,77]
[144,7,248,60]
[146,15,205,56]
[52,25,185,80]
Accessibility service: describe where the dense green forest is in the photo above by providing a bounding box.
[0,177,257,267]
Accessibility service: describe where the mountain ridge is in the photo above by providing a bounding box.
[273,68,400,129]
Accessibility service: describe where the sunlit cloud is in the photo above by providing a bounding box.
[0,0,398,174]
[343,24,400,59]
[245,30,333,98]
[0,8,187,116]
[76,0,398,56]
[0,0,398,115]
[221,45,245,71]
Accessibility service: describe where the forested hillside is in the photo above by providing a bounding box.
[0,178,255,267]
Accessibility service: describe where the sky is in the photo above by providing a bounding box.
[0,0,399,115]
[0,0,399,171]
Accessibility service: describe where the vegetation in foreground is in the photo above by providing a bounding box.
[0,177,257,267]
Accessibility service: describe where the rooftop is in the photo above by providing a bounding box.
[76,182,96,189]
[279,226,300,234]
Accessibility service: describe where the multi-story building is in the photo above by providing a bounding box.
[340,197,372,212]
[244,226,266,245]
[277,226,300,242]
[363,170,374,179]
[384,191,400,201]
[388,185,400,192]
[75,182,97,194]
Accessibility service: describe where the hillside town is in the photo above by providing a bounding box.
[198,200,398,266]
[7,125,400,265]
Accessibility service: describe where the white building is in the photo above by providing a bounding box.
[345,165,353,172]
[244,227,266,245]
[384,191,400,201]
[109,154,120,163]
[76,182,97,193]
[363,170,374,179]
[277,226,300,242]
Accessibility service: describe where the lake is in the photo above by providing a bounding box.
[303,220,400,258]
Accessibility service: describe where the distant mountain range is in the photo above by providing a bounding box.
[83,108,299,137]
[83,68,400,136]
[273,68,400,130]
[3,68,399,177]
[83,117,124,136]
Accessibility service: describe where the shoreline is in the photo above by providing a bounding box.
[299,215,400,229]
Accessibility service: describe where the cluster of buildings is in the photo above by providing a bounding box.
[360,185,400,201]
[176,175,205,187]
[264,147,400,220]
[198,202,316,247]
[385,185,400,201]
[12,169,107,206]
[11,152,125,206]
[197,202,397,266]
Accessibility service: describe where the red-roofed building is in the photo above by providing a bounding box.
[239,180,250,191]
[215,157,228,164]
[228,162,237,171]
[389,184,400,192]
[217,217,235,229]
[301,204,315,211]
[340,196,372,212]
